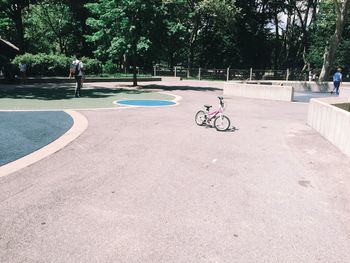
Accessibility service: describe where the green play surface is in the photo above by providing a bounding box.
[0,85,175,110]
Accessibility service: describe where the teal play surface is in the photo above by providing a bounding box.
[116,99,176,106]
[0,111,73,166]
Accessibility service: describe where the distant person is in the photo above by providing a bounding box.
[18,61,27,84]
[331,68,342,95]
[70,54,84,98]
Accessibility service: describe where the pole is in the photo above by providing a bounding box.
[154,65,156,76]
[199,68,201,80]
[250,68,253,81]
[286,68,289,81]
[187,68,190,78]
[227,68,230,82]
[174,66,177,77]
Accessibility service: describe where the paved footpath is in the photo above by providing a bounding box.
[1,81,350,262]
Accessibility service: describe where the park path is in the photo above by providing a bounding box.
[1,84,350,262]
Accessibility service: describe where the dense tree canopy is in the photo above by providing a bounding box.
[1,0,350,79]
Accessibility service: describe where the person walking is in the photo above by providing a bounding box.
[331,68,342,95]
[70,54,84,98]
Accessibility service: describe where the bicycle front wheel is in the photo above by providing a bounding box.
[214,115,230,131]
[195,110,206,126]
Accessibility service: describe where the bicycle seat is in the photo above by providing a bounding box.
[204,105,212,110]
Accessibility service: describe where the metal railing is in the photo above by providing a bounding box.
[153,66,320,82]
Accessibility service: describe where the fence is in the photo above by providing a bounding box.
[153,66,319,82]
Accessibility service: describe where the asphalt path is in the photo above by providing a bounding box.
[1,84,350,262]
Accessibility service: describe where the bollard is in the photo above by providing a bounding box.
[174,66,177,77]
[250,68,253,81]
[227,68,230,82]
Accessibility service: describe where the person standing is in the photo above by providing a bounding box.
[71,54,84,98]
[331,68,342,95]
[18,61,27,84]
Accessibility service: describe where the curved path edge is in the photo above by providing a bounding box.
[0,110,88,178]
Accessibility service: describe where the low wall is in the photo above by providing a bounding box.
[340,87,350,99]
[307,98,350,157]
[243,80,332,92]
[224,82,294,102]
[160,77,182,81]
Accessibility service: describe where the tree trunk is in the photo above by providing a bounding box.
[319,0,350,81]
[132,57,138,87]
[187,9,200,72]
[12,8,25,53]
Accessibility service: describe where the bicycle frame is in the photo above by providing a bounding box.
[207,105,224,121]
[205,97,225,121]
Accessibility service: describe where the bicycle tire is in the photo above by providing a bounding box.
[195,110,206,126]
[214,115,230,131]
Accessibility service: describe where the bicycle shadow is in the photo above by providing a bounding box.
[205,125,238,132]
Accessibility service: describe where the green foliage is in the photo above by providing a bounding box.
[24,2,74,55]
[0,0,346,72]
[83,57,103,75]
[102,60,120,74]
[307,0,350,71]
[307,0,336,68]
[12,53,102,76]
[86,0,165,66]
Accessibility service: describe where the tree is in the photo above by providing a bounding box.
[319,0,350,80]
[184,0,238,69]
[63,0,93,56]
[86,0,165,86]
[25,1,73,55]
[0,0,38,52]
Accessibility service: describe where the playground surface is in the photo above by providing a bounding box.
[0,83,175,110]
[1,80,350,262]
[0,111,73,166]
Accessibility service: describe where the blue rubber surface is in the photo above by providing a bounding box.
[117,100,176,106]
[0,111,73,166]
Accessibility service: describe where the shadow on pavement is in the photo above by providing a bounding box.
[204,125,238,132]
[293,92,333,103]
[140,84,222,92]
[0,86,149,100]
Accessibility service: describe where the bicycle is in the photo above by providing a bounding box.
[195,96,231,131]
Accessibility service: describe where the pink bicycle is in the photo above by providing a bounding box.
[195,96,231,131]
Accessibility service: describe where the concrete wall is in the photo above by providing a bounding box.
[307,98,350,157]
[224,82,294,102]
[340,87,350,99]
[242,80,333,92]
[160,77,182,81]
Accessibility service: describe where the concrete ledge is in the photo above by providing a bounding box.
[340,87,350,99]
[160,77,182,81]
[224,82,294,101]
[307,98,350,157]
[242,80,340,92]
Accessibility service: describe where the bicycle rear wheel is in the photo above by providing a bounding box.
[214,115,230,131]
[195,110,206,126]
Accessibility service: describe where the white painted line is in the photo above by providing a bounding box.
[0,110,88,178]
